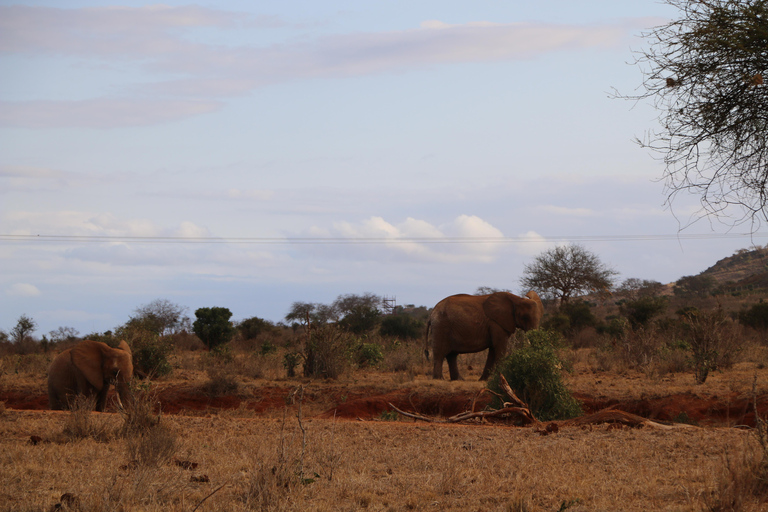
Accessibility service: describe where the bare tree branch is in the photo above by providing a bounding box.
[620,0,768,229]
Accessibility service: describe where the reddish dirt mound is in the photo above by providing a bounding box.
[2,386,765,426]
[1,390,48,410]
[577,392,768,427]
[318,389,492,420]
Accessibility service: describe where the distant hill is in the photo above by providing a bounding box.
[696,246,768,293]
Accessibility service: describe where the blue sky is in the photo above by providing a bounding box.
[1,1,764,336]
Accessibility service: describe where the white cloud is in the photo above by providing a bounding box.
[0,98,222,129]
[1,210,210,241]
[175,221,210,239]
[305,214,506,263]
[7,283,41,297]
[515,230,553,257]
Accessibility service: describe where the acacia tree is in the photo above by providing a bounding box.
[132,299,190,336]
[11,315,37,343]
[521,245,617,306]
[285,302,339,329]
[333,293,382,334]
[627,0,768,227]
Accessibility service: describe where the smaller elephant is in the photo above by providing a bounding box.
[425,291,543,380]
[48,339,133,411]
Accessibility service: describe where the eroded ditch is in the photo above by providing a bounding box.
[2,385,766,427]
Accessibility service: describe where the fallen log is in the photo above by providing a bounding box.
[387,374,696,430]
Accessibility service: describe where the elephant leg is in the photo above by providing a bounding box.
[432,354,445,379]
[446,353,461,381]
[479,347,497,381]
[95,387,109,412]
[48,393,64,410]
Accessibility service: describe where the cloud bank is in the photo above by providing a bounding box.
[0,5,636,127]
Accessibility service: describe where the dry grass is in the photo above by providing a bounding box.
[2,344,768,511]
[1,407,764,511]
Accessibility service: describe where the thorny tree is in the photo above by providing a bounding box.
[521,245,617,306]
[627,0,768,228]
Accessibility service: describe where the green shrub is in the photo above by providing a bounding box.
[620,296,668,329]
[238,316,278,340]
[356,342,384,368]
[739,302,768,331]
[259,339,277,355]
[487,330,582,421]
[338,305,381,335]
[541,313,570,335]
[599,316,628,340]
[559,301,598,332]
[283,352,301,377]
[131,334,173,378]
[193,307,235,350]
[379,315,424,340]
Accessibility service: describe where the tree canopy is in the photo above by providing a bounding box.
[11,315,36,343]
[193,307,235,350]
[132,299,190,336]
[627,0,768,227]
[521,245,617,305]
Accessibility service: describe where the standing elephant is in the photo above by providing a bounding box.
[48,339,133,411]
[425,291,543,380]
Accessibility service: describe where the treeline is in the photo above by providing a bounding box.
[0,295,432,380]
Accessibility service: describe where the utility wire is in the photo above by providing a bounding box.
[1,233,766,245]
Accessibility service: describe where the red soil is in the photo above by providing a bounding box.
[2,385,766,427]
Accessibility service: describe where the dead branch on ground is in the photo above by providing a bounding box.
[388,375,695,430]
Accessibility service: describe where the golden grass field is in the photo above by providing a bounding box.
[1,345,767,512]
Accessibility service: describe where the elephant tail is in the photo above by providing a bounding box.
[424,319,431,361]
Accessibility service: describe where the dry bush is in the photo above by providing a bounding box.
[683,310,743,384]
[239,441,305,511]
[570,326,601,349]
[233,351,285,380]
[201,368,240,397]
[1,353,52,378]
[119,384,162,436]
[303,325,354,379]
[57,395,115,443]
[383,340,423,374]
[703,442,768,512]
[619,326,666,370]
[125,424,178,468]
[119,385,178,468]
[658,345,692,375]
[167,330,206,351]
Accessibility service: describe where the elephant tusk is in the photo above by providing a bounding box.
[114,392,124,411]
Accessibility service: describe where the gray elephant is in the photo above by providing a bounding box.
[425,291,543,380]
[47,339,133,411]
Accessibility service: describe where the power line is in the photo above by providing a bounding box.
[1,232,766,245]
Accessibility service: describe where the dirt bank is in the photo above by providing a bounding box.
[3,384,765,427]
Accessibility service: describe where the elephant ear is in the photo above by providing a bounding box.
[117,339,132,356]
[70,340,106,391]
[525,291,544,323]
[482,292,517,334]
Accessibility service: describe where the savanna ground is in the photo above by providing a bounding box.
[1,336,768,512]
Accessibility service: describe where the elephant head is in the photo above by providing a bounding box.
[48,339,134,411]
[426,291,543,380]
[482,290,543,333]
